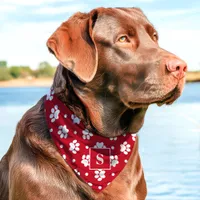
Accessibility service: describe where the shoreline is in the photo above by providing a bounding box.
[0,75,199,88]
[0,78,53,88]
[186,71,200,82]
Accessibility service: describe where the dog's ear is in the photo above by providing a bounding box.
[47,11,98,83]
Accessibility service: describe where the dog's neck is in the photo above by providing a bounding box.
[73,87,128,137]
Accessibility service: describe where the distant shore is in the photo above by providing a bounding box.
[0,78,53,88]
[186,71,200,82]
[0,72,199,88]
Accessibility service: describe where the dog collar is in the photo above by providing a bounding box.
[45,90,136,192]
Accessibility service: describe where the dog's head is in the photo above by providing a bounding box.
[47,7,187,137]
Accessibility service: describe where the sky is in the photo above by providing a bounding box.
[0,0,200,71]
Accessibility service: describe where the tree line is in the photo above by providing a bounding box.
[0,61,56,81]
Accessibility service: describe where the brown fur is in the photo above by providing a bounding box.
[0,7,186,200]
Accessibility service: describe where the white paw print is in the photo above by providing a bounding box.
[49,105,60,122]
[131,133,137,141]
[81,155,90,167]
[58,125,69,139]
[82,129,93,140]
[46,90,54,101]
[109,137,117,141]
[110,155,119,167]
[94,169,106,181]
[71,114,81,124]
[94,142,106,149]
[120,141,131,155]
[69,140,80,154]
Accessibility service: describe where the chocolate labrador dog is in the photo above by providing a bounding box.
[0,7,187,200]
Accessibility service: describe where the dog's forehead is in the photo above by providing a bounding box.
[103,8,150,25]
[115,7,150,23]
[93,7,153,36]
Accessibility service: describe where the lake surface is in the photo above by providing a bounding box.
[0,83,200,199]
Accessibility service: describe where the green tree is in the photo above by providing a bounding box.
[0,61,7,68]
[35,62,55,77]
[0,67,12,81]
[9,66,33,78]
[19,66,33,78]
[9,66,21,78]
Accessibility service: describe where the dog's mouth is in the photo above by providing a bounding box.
[127,87,179,108]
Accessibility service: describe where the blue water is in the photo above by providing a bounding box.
[0,83,200,199]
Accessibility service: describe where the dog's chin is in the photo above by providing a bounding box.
[156,88,181,106]
[156,83,184,106]
[157,80,185,106]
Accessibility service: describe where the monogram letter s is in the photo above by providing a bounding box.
[96,154,104,165]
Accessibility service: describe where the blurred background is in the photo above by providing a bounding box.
[0,0,199,199]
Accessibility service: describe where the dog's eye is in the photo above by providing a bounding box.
[118,36,129,43]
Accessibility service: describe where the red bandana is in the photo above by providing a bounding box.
[45,91,136,192]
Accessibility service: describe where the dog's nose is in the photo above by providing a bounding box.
[166,58,187,79]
